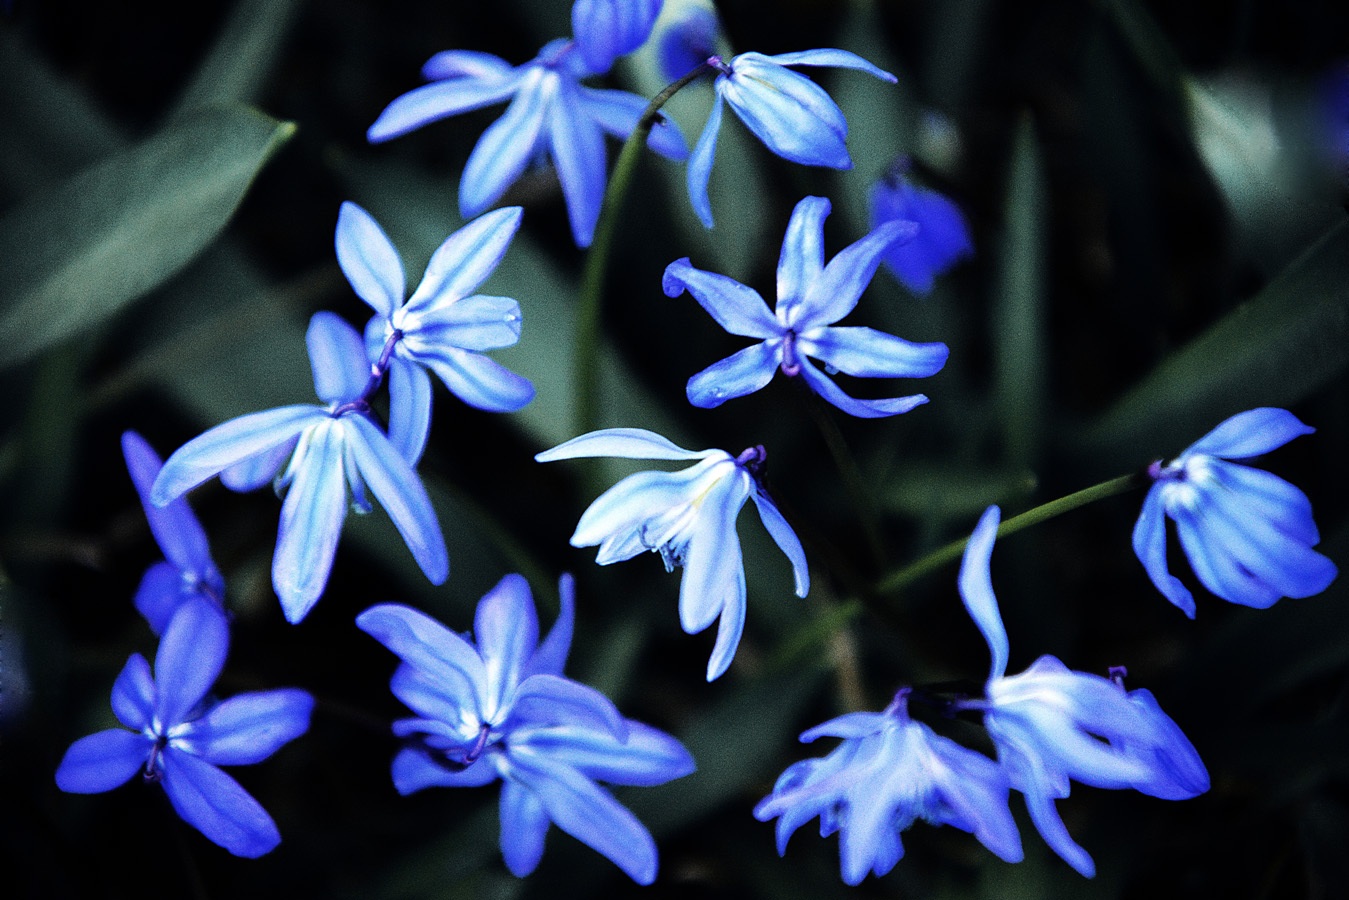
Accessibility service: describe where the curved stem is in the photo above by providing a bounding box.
[877,471,1146,593]
[574,64,710,434]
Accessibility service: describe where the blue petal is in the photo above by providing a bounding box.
[189,689,314,766]
[387,358,432,465]
[307,312,370,405]
[499,780,551,876]
[577,86,689,161]
[388,664,475,725]
[798,712,888,742]
[686,341,780,408]
[677,474,752,674]
[122,431,217,585]
[764,48,897,83]
[705,564,747,682]
[572,0,663,74]
[721,54,850,168]
[871,177,973,295]
[749,488,810,597]
[406,294,524,352]
[1208,459,1319,545]
[1124,688,1210,800]
[474,574,540,711]
[391,746,498,793]
[657,5,718,82]
[56,729,150,793]
[219,437,296,493]
[346,415,449,585]
[568,464,712,557]
[796,357,929,418]
[536,427,709,463]
[356,604,488,716]
[801,327,948,379]
[411,343,535,412]
[133,562,193,636]
[775,196,830,311]
[928,734,1023,863]
[421,50,515,82]
[272,422,347,623]
[795,219,917,330]
[459,70,552,218]
[155,598,230,727]
[334,202,405,318]
[1132,486,1196,617]
[1183,407,1313,459]
[110,652,156,731]
[160,749,281,858]
[367,69,522,143]
[958,506,1009,681]
[402,206,523,317]
[509,674,627,740]
[662,257,780,338]
[524,573,575,679]
[517,720,695,786]
[1018,773,1095,878]
[549,80,607,248]
[685,93,724,228]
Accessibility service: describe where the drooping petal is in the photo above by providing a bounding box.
[749,488,810,597]
[763,48,897,83]
[402,206,523,315]
[1017,769,1095,878]
[576,86,689,160]
[474,574,540,711]
[356,604,488,715]
[367,70,523,143]
[536,427,708,463]
[306,312,370,405]
[189,689,314,766]
[796,357,929,418]
[155,597,230,727]
[662,257,779,338]
[1182,407,1313,460]
[795,219,917,330]
[677,473,749,634]
[405,294,523,352]
[420,50,516,82]
[272,420,347,623]
[122,431,216,581]
[1132,486,1196,617]
[133,562,193,636]
[110,653,156,731]
[411,343,535,412]
[334,202,406,318]
[55,729,150,793]
[686,341,780,408]
[801,327,948,379]
[499,780,551,876]
[459,71,553,218]
[704,563,747,681]
[160,750,281,858]
[685,92,725,228]
[524,573,575,679]
[958,506,1009,681]
[509,674,627,740]
[1207,459,1318,545]
[549,79,608,248]
[720,55,850,168]
[391,746,498,793]
[219,436,296,493]
[775,195,830,309]
[387,357,432,466]
[518,720,694,786]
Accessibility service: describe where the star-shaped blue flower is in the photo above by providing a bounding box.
[122,430,225,634]
[688,50,895,227]
[870,164,973,295]
[1133,407,1338,617]
[665,195,949,418]
[536,428,808,680]
[151,312,448,623]
[754,688,1023,885]
[56,598,313,857]
[358,574,694,884]
[367,39,688,248]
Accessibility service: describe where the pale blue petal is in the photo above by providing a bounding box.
[151,406,325,505]
[686,93,724,228]
[958,506,1008,681]
[1183,407,1313,459]
[406,295,523,352]
[220,437,295,493]
[413,344,535,412]
[776,196,830,310]
[518,720,694,786]
[272,421,347,623]
[307,312,369,405]
[459,71,552,217]
[796,219,917,329]
[421,50,515,81]
[508,674,627,740]
[123,431,216,582]
[764,49,897,83]
[749,488,809,597]
[160,750,281,858]
[356,604,488,715]
[334,202,405,318]
[189,689,313,766]
[133,562,192,636]
[567,465,704,551]
[1019,779,1094,878]
[799,712,888,742]
[389,664,474,725]
[577,87,689,160]
[1132,486,1195,617]
[796,357,928,418]
[391,747,497,793]
[346,415,449,585]
[524,573,574,679]
[110,653,155,731]
[500,780,551,876]
[474,574,539,707]
[155,598,230,727]
[801,327,948,379]
[686,341,780,408]
[403,207,523,315]
[721,55,850,168]
[367,71,522,143]
[930,736,1023,863]
[549,80,607,248]
[55,729,150,793]
[1207,459,1319,544]
[536,428,707,463]
[662,257,779,338]
[705,564,747,681]
[387,358,432,465]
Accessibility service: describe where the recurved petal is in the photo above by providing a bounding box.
[55,729,150,793]
[460,72,553,218]
[110,652,156,731]
[474,574,540,708]
[536,427,708,463]
[517,720,695,786]
[801,327,948,379]
[958,505,1009,681]
[391,746,498,793]
[524,573,575,679]
[1132,486,1196,617]
[686,92,724,228]
[721,55,850,168]
[367,70,522,143]
[404,294,523,351]
[403,206,523,315]
[357,604,487,713]
[189,689,314,766]
[662,257,779,338]
[686,341,780,408]
[307,312,370,405]
[412,343,535,412]
[795,219,917,329]
[763,48,897,82]
[500,780,551,876]
[797,357,929,419]
[272,420,347,623]
[387,357,432,466]
[776,195,830,309]
[577,86,689,160]
[161,750,281,858]
[155,598,230,727]
[749,487,810,597]
[335,202,405,318]
[123,431,216,581]
[1182,407,1313,460]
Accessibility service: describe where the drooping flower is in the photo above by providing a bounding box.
[535,428,808,680]
[754,689,1022,885]
[571,0,663,74]
[655,2,719,82]
[367,39,688,248]
[335,201,533,463]
[151,312,448,624]
[959,506,1209,878]
[358,574,694,883]
[1132,407,1337,618]
[55,598,313,857]
[665,195,949,418]
[122,430,225,634]
[870,162,973,295]
[688,50,895,227]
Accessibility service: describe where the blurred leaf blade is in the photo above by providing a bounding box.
[168,0,305,118]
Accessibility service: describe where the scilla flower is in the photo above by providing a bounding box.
[367,39,687,248]
[959,506,1209,878]
[56,598,313,857]
[688,50,895,227]
[571,0,663,74]
[870,161,973,295]
[359,574,694,884]
[152,312,447,624]
[1133,408,1337,617]
[666,195,949,418]
[754,688,1023,885]
[536,428,808,680]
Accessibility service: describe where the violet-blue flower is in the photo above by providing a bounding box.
[367,39,688,248]
[688,49,895,227]
[571,0,663,74]
[870,163,973,295]
[754,688,1023,885]
[535,428,808,681]
[122,430,225,634]
[151,312,448,624]
[665,195,949,418]
[655,3,719,82]
[1132,407,1337,618]
[959,506,1209,878]
[55,598,313,857]
[336,201,533,463]
[357,574,694,884]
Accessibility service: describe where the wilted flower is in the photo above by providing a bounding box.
[870,162,972,295]
[536,428,808,680]
[571,0,663,74]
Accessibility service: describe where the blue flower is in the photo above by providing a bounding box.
[959,506,1209,878]
[536,428,809,680]
[688,50,895,227]
[367,40,688,248]
[665,195,949,418]
[870,163,973,295]
[151,312,448,624]
[122,430,225,634]
[571,0,663,74]
[357,574,694,884]
[1133,408,1338,618]
[754,689,1023,885]
[55,598,313,857]
[335,202,534,463]
[655,3,719,82]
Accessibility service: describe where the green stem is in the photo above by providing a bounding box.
[574,65,709,434]
[876,471,1145,593]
